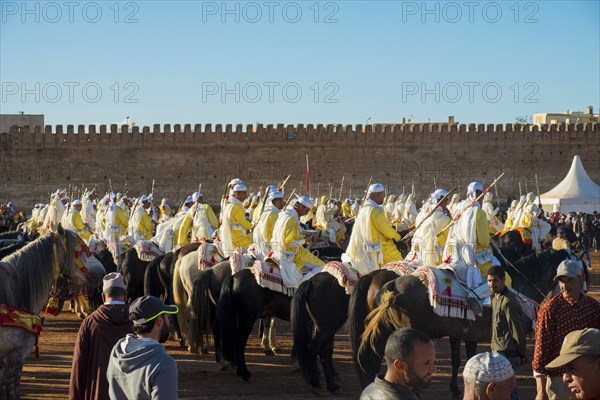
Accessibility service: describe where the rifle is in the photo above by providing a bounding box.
[400,187,456,241]
[329,183,333,200]
[283,189,297,209]
[362,176,373,203]
[440,172,505,234]
[108,178,113,194]
[339,176,344,200]
[518,181,522,198]
[535,173,541,207]
[494,181,500,209]
[279,174,291,191]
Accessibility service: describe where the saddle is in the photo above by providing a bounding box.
[198,242,224,270]
[134,240,164,262]
[249,259,296,297]
[383,260,423,276]
[322,261,360,295]
[413,266,480,321]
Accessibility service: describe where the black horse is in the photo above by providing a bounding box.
[351,249,569,398]
[118,248,149,303]
[214,246,342,382]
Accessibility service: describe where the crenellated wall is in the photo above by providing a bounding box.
[1,123,599,209]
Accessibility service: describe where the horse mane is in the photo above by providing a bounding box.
[0,230,77,312]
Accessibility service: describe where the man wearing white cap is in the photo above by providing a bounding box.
[252,186,277,224]
[178,191,219,244]
[408,189,450,265]
[158,198,172,223]
[252,190,284,257]
[443,182,507,304]
[533,260,600,400]
[69,273,132,400]
[61,199,92,241]
[463,352,516,400]
[271,196,325,288]
[342,183,402,275]
[130,195,154,241]
[218,183,252,256]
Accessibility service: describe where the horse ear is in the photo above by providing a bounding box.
[57,223,65,236]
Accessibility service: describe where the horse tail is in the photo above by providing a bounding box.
[215,273,237,366]
[189,268,215,356]
[172,257,189,349]
[357,285,411,388]
[144,256,163,297]
[348,272,376,387]
[291,279,318,387]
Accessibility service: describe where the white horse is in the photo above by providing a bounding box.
[0,226,99,399]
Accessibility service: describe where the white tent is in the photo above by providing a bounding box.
[536,155,600,214]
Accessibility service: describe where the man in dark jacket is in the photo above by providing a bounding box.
[488,265,527,400]
[360,328,437,400]
[69,273,133,400]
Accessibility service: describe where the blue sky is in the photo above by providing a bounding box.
[1,0,599,126]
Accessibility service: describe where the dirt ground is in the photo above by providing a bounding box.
[20,253,600,400]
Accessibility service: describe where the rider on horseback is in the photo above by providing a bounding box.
[342,183,402,275]
[271,196,324,289]
[252,190,284,259]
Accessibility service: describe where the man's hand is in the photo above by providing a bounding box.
[535,377,548,400]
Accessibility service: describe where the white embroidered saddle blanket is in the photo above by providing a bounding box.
[198,241,225,270]
[249,259,296,297]
[134,240,164,262]
[321,261,360,295]
[383,260,423,276]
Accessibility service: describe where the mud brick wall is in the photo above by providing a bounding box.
[1,123,599,209]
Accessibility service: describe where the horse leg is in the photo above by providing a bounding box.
[268,318,281,354]
[465,340,478,360]
[319,335,341,394]
[259,318,274,356]
[449,337,462,399]
[236,318,255,382]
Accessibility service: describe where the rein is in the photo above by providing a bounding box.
[491,242,548,300]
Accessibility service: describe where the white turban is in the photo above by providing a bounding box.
[233,183,247,192]
[229,178,243,186]
[71,199,82,206]
[192,192,202,202]
[467,182,483,198]
[296,196,312,209]
[139,194,149,203]
[367,183,385,195]
[270,190,284,200]
[432,188,448,200]
[185,196,193,203]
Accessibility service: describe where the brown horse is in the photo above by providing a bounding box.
[350,249,569,398]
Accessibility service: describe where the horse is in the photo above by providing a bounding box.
[291,267,399,395]
[0,243,28,260]
[214,246,342,383]
[351,249,569,398]
[0,226,99,399]
[189,259,285,363]
[290,240,408,394]
[118,247,149,303]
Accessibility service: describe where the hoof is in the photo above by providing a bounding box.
[220,362,231,372]
[311,387,324,397]
[271,346,282,354]
[201,347,209,356]
[263,348,275,356]
[328,384,341,394]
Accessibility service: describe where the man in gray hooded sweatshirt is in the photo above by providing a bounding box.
[107,296,179,400]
